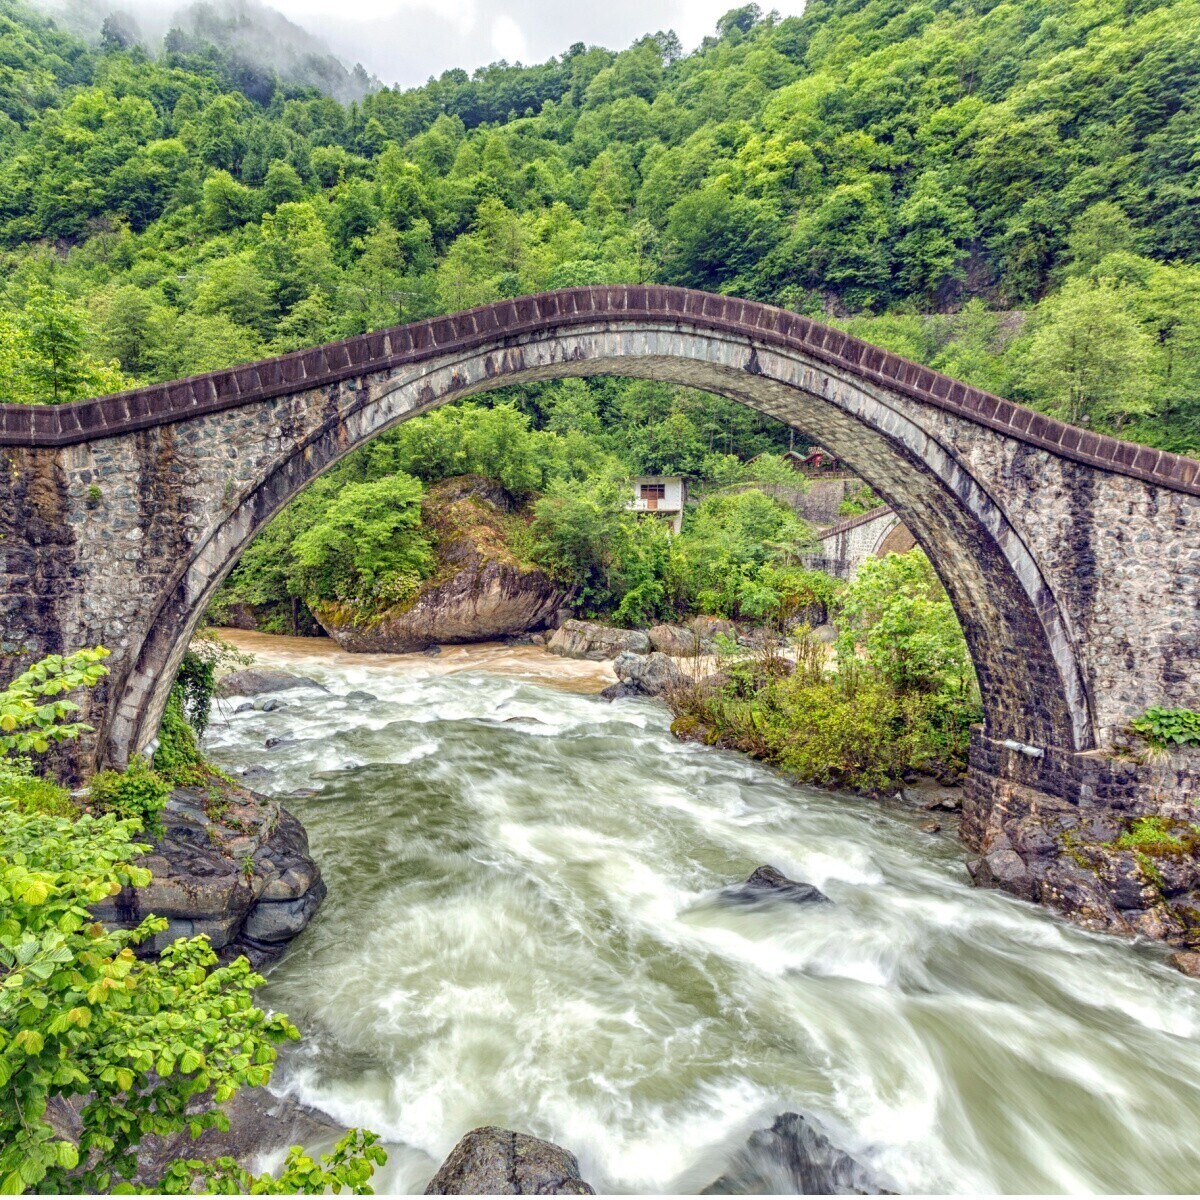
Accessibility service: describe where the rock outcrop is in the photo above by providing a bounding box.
[93,786,326,965]
[314,477,569,653]
[703,1112,891,1195]
[425,1127,595,1195]
[547,619,651,661]
[964,758,1200,958]
[603,650,688,700]
[215,668,328,698]
[721,865,830,907]
[648,624,699,656]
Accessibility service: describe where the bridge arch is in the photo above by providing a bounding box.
[111,316,1093,766]
[2,285,1198,825]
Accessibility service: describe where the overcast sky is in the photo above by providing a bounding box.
[264,1,809,88]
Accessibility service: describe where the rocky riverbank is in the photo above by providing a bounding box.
[92,781,326,967]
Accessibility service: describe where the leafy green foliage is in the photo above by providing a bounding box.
[159,1129,388,1195]
[0,757,75,818]
[675,490,815,619]
[1131,707,1200,748]
[836,551,975,697]
[0,648,110,756]
[87,754,172,840]
[0,800,383,1194]
[151,685,207,786]
[669,549,982,791]
[291,473,433,605]
[0,649,384,1194]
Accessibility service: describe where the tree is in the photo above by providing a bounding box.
[291,473,433,604]
[1022,278,1156,428]
[894,172,975,304]
[1065,202,1136,276]
[836,549,973,696]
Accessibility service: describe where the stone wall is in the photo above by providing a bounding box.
[805,506,902,579]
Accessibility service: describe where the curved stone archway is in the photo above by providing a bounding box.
[1,286,1197,827]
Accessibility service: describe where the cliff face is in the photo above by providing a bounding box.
[313,476,569,653]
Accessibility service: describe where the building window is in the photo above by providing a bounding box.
[640,483,666,500]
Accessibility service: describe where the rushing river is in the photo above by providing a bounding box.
[205,633,1200,1195]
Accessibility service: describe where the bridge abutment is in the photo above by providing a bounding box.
[965,729,1200,945]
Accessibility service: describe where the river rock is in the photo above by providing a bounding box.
[702,1112,891,1195]
[547,619,651,660]
[691,615,737,644]
[216,668,329,698]
[722,865,830,906]
[344,689,378,702]
[1169,950,1200,978]
[44,1085,350,1190]
[649,624,700,656]
[613,650,688,698]
[91,786,326,965]
[313,477,569,653]
[964,791,1200,950]
[425,1127,595,1195]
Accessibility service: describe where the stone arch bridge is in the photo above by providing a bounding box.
[2,285,1198,855]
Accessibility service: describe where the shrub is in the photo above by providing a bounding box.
[0,647,109,755]
[0,801,384,1194]
[1130,706,1200,749]
[0,756,76,817]
[152,685,207,786]
[88,753,172,839]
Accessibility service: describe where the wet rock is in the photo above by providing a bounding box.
[547,619,651,661]
[102,1086,346,1188]
[919,819,942,834]
[702,1112,891,1195]
[425,1127,595,1195]
[1169,950,1200,978]
[343,690,378,702]
[289,787,319,797]
[723,865,830,906]
[241,764,273,781]
[648,623,700,656]
[91,789,325,964]
[600,682,641,702]
[254,697,287,712]
[233,701,254,714]
[613,650,688,698]
[691,615,736,644]
[423,646,442,656]
[265,734,297,750]
[215,668,328,698]
[313,478,568,653]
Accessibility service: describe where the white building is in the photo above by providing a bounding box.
[628,475,687,534]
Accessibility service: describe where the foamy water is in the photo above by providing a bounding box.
[204,633,1200,1194]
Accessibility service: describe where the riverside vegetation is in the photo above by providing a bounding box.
[0,649,387,1194]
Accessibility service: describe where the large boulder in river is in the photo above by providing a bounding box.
[703,1112,891,1195]
[648,623,700,656]
[214,668,328,698]
[721,865,830,906]
[425,1127,595,1195]
[313,477,569,653]
[612,650,689,698]
[547,619,651,660]
[91,786,326,965]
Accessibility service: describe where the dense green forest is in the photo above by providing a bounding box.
[1,0,1199,447]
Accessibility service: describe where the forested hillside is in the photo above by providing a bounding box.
[1,0,1198,449]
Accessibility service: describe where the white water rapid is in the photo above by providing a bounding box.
[204,634,1200,1195]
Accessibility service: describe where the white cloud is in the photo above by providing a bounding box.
[491,13,529,62]
[262,0,810,87]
